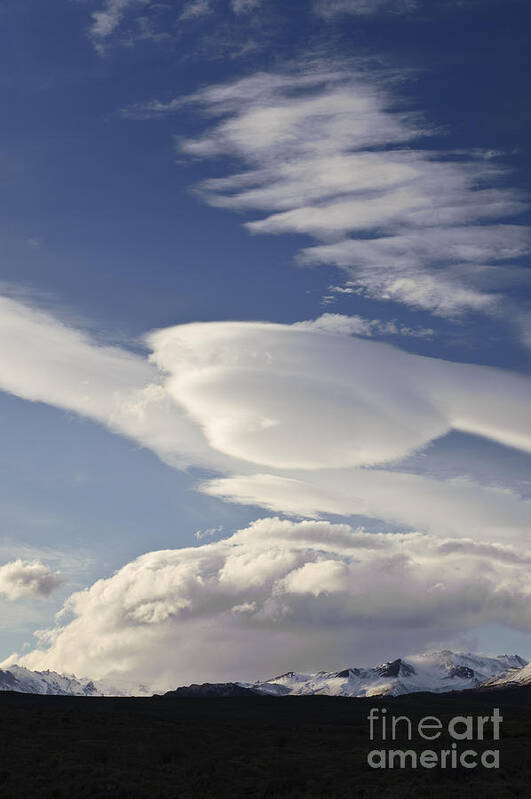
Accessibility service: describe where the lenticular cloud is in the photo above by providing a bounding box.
[1,300,531,686]
[0,295,530,542]
[148,320,531,470]
[149,322,447,469]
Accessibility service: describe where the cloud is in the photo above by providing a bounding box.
[195,525,224,540]
[150,320,450,470]
[0,560,64,601]
[156,65,529,322]
[314,0,421,16]
[148,320,531,470]
[89,0,150,49]
[7,518,531,688]
[294,313,434,338]
[314,0,496,16]
[231,0,263,12]
[301,225,531,316]
[202,471,531,545]
[121,98,185,120]
[0,295,530,542]
[518,312,531,350]
[0,295,232,473]
[178,0,213,21]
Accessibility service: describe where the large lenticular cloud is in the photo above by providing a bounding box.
[0,295,530,543]
[148,320,531,470]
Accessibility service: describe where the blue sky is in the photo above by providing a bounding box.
[0,0,530,688]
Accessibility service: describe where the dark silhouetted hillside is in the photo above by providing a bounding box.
[0,686,530,797]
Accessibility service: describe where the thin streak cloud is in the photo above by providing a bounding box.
[137,65,530,324]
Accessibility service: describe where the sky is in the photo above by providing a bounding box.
[0,0,530,690]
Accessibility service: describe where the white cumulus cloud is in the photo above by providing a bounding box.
[7,518,531,689]
[0,560,64,601]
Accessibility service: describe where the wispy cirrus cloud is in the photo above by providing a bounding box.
[179,0,213,21]
[302,225,531,316]
[314,0,421,17]
[313,0,493,17]
[293,312,434,338]
[86,0,266,51]
[89,0,151,50]
[231,0,264,12]
[131,64,529,323]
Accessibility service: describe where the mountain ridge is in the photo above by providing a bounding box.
[2,650,528,698]
[0,665,150,697]
[481,659,531,689]
[249,650,527,698]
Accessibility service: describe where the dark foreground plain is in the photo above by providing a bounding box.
[1,686,530,799]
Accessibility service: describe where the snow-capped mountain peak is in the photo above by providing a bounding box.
[255,651,528,698]
[0,665,103,697]
[0,665,151,697]
[1,650,528,698]
[481,659,531,689]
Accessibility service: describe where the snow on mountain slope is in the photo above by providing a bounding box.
[481,660,531,688]
[1,650,527,698]
[255,651,528,698]
[0,665,103,696]
[0,665,151,697]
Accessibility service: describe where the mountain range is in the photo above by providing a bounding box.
[1,650,529,698]
[482,659,531,689]
[249,650,528,698]
[0,665,150,697]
